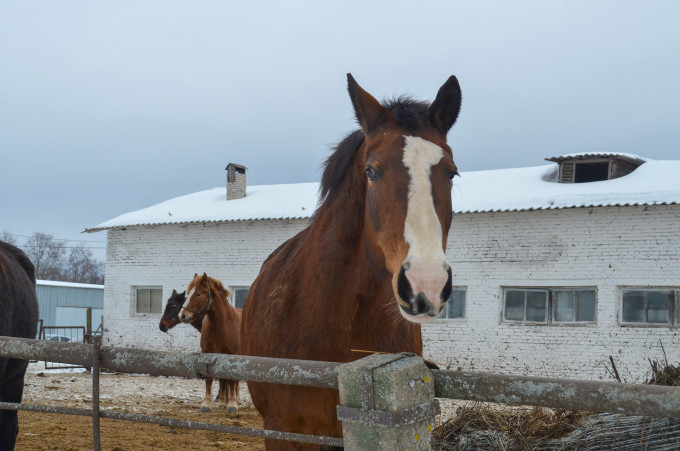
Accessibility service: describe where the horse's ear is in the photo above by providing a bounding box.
[429,75,462,138]
[347,73,391,135]
[194,273,198,278]
[172,289,177,295]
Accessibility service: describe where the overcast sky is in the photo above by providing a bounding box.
[1,1,678,261]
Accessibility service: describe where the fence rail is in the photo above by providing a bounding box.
[432,369,680,419]
[0,336,344,448]
[0,336,339,387]
[2,335,680,449]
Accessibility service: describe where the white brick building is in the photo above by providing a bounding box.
[87,154,680,381]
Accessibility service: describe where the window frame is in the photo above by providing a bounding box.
[502,287,598,326]
[132,286,164,316]
[573,159,610,183]
[230,285,250,309]
[437,287,467,321]
[503,288,549,324]
[619,287,678,328]
[552,288,598,324]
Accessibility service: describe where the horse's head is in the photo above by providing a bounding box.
[179,273,213,324]
[159,289,186,332]
[345,74,461,323]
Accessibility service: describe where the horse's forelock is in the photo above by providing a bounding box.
[383,96,431,130]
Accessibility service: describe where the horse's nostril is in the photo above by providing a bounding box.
[397,265,414,302]
[440,266,453,303]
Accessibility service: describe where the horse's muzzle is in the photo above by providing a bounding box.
[396,262,452,322]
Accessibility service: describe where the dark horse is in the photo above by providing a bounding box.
[180,273,242,412]
[241,74,461,449]
[0,241,39,451]
[159,289,201,333]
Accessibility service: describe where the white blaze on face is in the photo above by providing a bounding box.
[180,287,195,322]
[401,135,450,313]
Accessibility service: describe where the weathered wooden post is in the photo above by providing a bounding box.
[337,353,439,450]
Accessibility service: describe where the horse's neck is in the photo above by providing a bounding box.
[307,178,389,314]
[206,290,238,326]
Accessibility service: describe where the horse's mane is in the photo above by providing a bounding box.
[206,276,231,301]
[320,97,431,203]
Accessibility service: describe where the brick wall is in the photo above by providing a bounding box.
[103,205,680,381]
[103,219,309,352]
[422,205,680,381]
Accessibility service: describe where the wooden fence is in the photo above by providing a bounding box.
[1,335,680,450]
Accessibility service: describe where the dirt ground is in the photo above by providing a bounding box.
[15,362,265,451]
[14,362,461,450]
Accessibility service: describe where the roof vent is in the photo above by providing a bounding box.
[226,163,247,200]
[545,153,645,183]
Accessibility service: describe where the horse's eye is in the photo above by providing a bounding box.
[448,171,459,182]
[366,167,380,182]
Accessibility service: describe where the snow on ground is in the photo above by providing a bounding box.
[22,361,465,422]
[23,362,253,415]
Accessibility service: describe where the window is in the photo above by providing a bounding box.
[621,289,678,326]
[438,289,466,319]
[135,287,163,314]
[504,289,548,323]
[232,286,250,309]
[553,289,597,322]
[503,288,597,324]
[574,161,609,183]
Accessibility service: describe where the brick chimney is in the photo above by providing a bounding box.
[226,163,247,200]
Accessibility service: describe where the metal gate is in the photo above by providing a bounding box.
[39,326,88,369]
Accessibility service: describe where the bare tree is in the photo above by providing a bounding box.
[64,244,104,284]
[24,232,66,280]
[1,231,18,246]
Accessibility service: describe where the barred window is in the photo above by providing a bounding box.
[503,288,597,325]
[232,286,250,309]
[621,289,677,326]
[438,289,466,320]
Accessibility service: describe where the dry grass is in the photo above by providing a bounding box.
[646,342,680,387]
[435,345,680,450]
[433,403,589,450]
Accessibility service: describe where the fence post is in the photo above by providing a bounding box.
[337,353,439,450]
[92,335,101,451]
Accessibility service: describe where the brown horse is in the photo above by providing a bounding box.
[241,74,461,449]
[180,273,242,412]
[159,289,227,405]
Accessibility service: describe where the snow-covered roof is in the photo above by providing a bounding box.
[37,280,104,289]
[85,157,680,232]
[86,183,320,232]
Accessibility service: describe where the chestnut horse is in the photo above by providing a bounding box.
[241,74,461,449]
[159,289,226,406]
[180,273,242,412]
[0,241,39,450]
